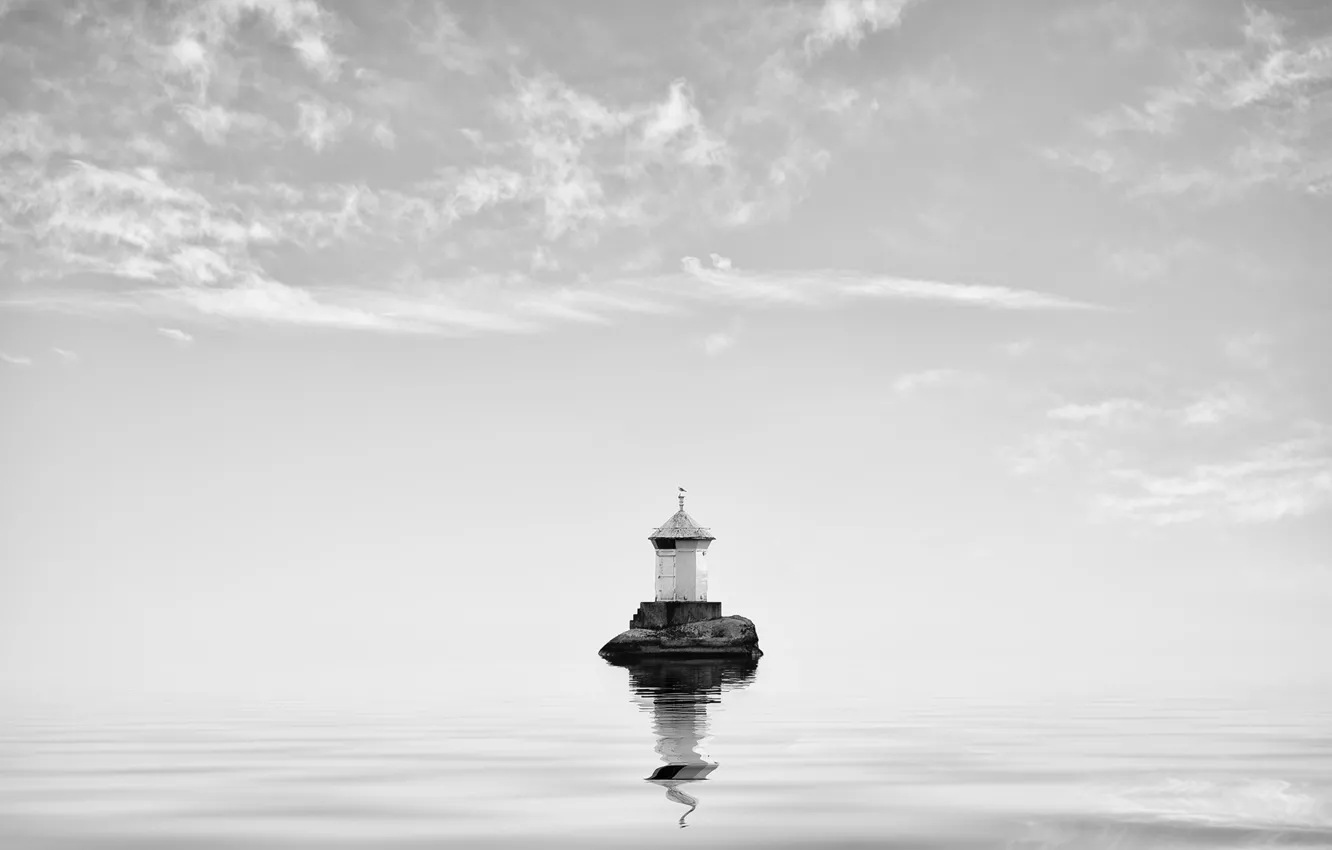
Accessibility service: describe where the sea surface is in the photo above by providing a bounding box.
[2,653,1330,849]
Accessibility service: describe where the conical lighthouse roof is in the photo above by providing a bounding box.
[649,508,715,541]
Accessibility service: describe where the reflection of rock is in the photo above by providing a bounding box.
[615,656,760,694]
[598,615,763,660]
[606,656,759,828]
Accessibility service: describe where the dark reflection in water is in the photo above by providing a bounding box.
[604,656,758,828]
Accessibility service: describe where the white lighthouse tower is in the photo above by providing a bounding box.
[649,490,715,602]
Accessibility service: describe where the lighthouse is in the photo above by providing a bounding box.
[600,488,760,657]
[625,491,724,630]
[649,490,715,602]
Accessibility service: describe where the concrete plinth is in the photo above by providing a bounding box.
[630,601,722,630]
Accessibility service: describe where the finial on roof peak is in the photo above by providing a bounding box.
[678,486,686,510]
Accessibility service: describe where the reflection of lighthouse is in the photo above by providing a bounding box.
[607,657,759,827]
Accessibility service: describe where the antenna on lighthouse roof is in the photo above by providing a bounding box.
[678,486,687,510]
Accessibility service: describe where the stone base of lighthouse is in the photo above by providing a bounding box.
[630,601,722,630]
[599,614,762,660]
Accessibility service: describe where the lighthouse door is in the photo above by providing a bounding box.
[654,552,676,602]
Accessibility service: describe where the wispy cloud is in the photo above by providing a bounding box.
[1181,390,1254,426]
[701,330,737,357]
[1047,398,1149,425]
[1087,6,1331,138]
[892,368,958,394]
[51,347,79,362]
[1013,373,1327,525]
[1050,4,1332,200]
[1001,339,1035,357]
[678,256,1095,311]
[1225,330,1274,369]
[157,327,194,344]
[1002,430,1093,477]
[410,6,487,75]
[1045,389,1264,430]
[4,239,1095,337]
[296,100,353,152]
[1097,433,1332,525]
[1,351,32,366]
[1050,2,1155,55]
[165,0,342,98]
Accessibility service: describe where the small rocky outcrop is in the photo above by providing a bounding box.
[598,615,763,660]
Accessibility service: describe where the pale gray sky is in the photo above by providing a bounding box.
[1,0,1330,709]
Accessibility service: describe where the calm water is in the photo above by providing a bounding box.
[2,654,1330,849]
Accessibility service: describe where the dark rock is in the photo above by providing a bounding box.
[598,615,763,659]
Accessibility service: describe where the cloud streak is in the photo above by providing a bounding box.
[157,327,194,344]
[678,256,1096,311]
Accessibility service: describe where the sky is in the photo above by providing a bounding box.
[1,0,1331,712]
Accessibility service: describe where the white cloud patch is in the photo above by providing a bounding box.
[449,167,526,221]
[297,101,353,152]
[701,330,736,356]
[1047,398,1149,424]
[178,104,278,146]
[893,368,958,394]
[1087,6,1331,138]
[638,80,727,168]
[1225,330,1274,369]
[805,0,916,57]
[166,0,342,99]
[1045,390,1262,430]
[51,347,79,361]
[1,351,33,365]
[1104,247,1169,281]
[157,327,194,344]
[370,121,396,149]
[1002,430,1093,477]
[1181,390,1254,426]
[0,111,88,161]
[529,245,559,273]
[160,275,395,331]
[22,159,273,289]
[412,6,486,75]
[494,72,738,239]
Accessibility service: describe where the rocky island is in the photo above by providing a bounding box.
[598,614,763,659]
[598,491,762,659]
